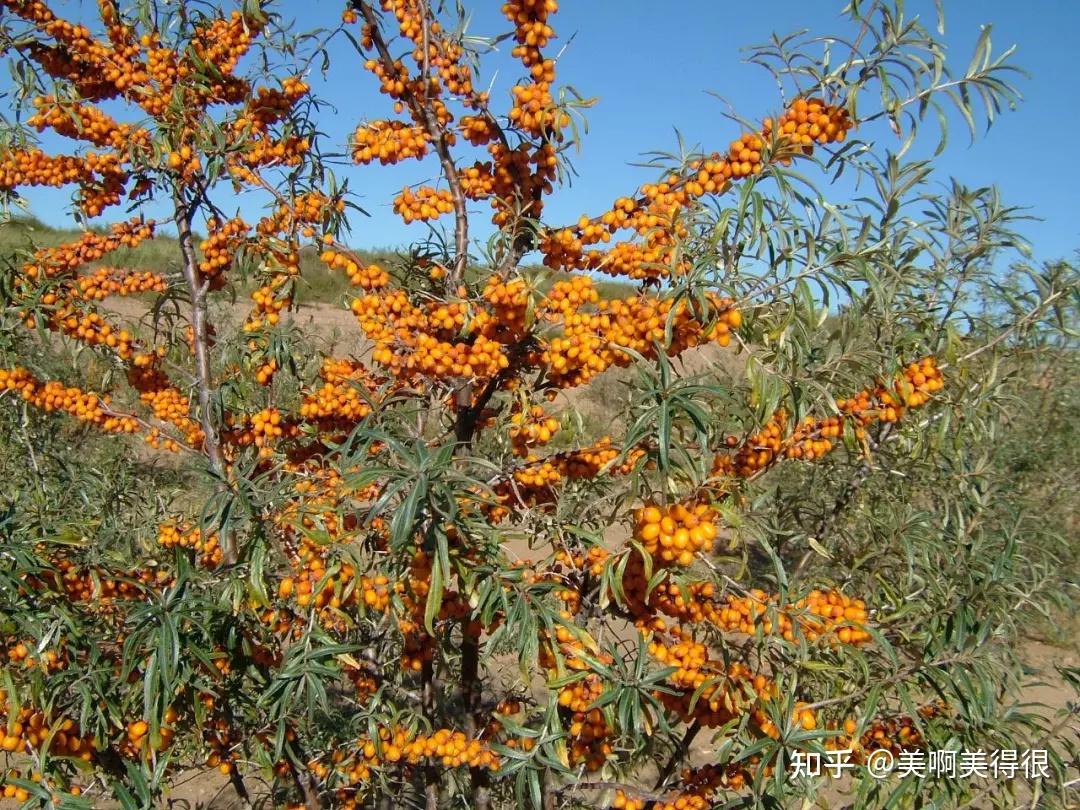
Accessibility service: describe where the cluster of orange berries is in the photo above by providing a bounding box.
[393,185,455,223]
[613,762,763,810]
[31,296,142,359]
[784,413,845,460]
[648,632,789,729]
[714,589,870,644]
[351,119,429,165]
[0,773,33,804]
[361,57,417,115]
[410,332,508,379]
[0,768,86,804]
[537,294,740,388]
[839,356,945,420]
[127,366,203,450]
[157,521,223,568]
[254,358,278,386]
[74,266,166,301]
[245,275,293,331]
[240,195,342,332]
[298,357,380,424]
[507,436,640,497]
[14,20,129,103]
[4,639,67,673]
[644,580,872,645]
[203,717,242,774]
[122,709,178,759]
[482,276,531,337]
[538,274,597,315]
[459,159,498,200]
[0,148,126,214]
[198,217,250,289]
[237,77,310,135]
[459,115,496,146]
[538,622,616,771]
[19,217,155,282]
[319,249,390,289]
[509,79,569,137]
[503,0,558,67]
[841,704,944,759]
[233,131,311,171]
[355,0,478,116]
[509,456,563,490]
[355,0,561,233]
[633,501,719,567]
[551,547,611,584]
[492,142,557,226]
[135,34,188,116]
[509,405,560,456]
[353,288,512,380]
[257,192,340,239]
[271,465,374,547]
[566,704,614,771]
[649,634,733,723]
[273,539,393,633]
[397,550,474,671]
[225,408,298,458]
[163,141,203,177]
[0,690,94,761]
[28,94,148,150]
[714,358,945,478]
[715,409,799,478]
[328,726,499,786]
[769,97,851,152]
[395,0,484,103]
[0,366,140,434]
[191,10,263,83]
[485,699,538,747]
[24,557,169,607]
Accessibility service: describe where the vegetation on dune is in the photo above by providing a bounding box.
[0,1,1077,809]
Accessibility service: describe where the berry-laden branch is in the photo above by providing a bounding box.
[351,0,471,287]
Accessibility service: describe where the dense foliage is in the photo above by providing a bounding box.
[0,1,1077,808]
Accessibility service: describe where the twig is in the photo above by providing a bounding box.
[952,288,1067,366]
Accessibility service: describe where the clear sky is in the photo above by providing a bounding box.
[9,0,1080,265]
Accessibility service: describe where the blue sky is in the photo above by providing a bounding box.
[9,0,1080,265]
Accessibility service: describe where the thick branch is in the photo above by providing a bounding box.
[174,188,235,564]
[228,768,255,810]
[644,719,701,810]
[461,621,490,810]
[421,655,441,810]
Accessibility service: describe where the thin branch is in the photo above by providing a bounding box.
[952,288,1067,366]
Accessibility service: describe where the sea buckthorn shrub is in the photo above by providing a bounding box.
[0,1,1078,809]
